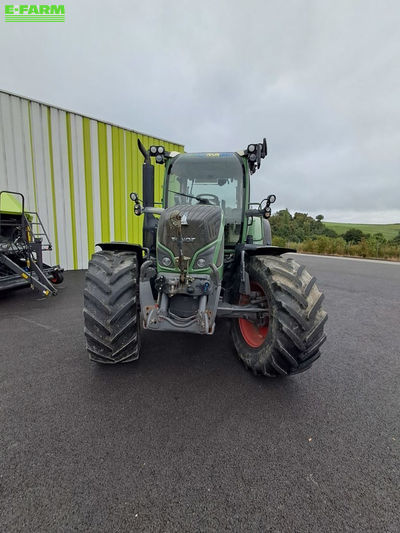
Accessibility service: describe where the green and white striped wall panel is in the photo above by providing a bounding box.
[0,90,183,270]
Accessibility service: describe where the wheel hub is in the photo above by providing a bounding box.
[238,282,269,348]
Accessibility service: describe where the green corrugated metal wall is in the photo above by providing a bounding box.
[0,90,184,270]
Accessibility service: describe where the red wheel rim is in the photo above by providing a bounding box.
[238,281,269,348]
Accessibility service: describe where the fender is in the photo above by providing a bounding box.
[242,244,296,256]
[234,243,296,295]
[263,219,272,245]
[96,242,148,264]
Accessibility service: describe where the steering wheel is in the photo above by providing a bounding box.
[196,194,220,206]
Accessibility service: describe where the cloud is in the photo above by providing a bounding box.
[1,0,399,222]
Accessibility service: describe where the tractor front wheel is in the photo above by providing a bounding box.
[83,250,140,364]
[231,256,327,377]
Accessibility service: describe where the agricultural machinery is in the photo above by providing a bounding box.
[0,191,63,296]
[84,140,327,376]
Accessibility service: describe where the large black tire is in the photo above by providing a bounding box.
[83,250,140,364]
[231,256,327,377]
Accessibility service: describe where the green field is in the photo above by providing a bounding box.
[324,222,400,240]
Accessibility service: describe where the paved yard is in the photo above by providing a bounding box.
[1,255,399,532]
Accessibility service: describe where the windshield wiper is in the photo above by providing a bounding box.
[168,190,210,204]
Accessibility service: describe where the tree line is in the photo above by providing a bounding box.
[269,209,400,260]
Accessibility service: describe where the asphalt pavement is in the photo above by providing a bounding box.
[0,254,399,532]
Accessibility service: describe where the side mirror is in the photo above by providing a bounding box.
[262,138,267,158]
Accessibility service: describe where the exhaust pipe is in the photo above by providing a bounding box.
[137,139,157,252]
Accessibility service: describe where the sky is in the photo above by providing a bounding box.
[1,0,399,223]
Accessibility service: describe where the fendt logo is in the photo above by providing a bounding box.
[4,4,65,21]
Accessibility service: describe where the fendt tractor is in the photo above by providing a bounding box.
[83,139,327,377]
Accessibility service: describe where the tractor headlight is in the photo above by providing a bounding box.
[157,146,165,154]
[248,144,256,153]
[157,246,174,268]
[193,245,216,270]
[150,146,157,155]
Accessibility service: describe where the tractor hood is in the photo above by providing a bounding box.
[157,204,224,272]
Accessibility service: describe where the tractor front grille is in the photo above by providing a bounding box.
[158,205,222,259]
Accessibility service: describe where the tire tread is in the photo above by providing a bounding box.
[83,250,139,364]
[231,256,328,377]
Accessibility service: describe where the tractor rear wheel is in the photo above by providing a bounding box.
[83,250,140,364]
[231,256,327,377]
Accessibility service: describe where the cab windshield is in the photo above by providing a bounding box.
[165,153,244,245]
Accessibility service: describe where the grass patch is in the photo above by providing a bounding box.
[324,222,400,240]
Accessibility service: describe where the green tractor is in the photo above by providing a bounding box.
[83,140,327,376]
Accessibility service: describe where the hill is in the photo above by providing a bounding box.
[323,222,400,241]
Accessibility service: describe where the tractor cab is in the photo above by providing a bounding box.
[164,152,246,246]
